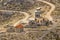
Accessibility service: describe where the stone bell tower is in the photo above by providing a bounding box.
[35,7,42,23]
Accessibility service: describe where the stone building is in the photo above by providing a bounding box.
[35,7,42,23]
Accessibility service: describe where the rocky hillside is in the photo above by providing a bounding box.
[0,0,38,11]
[42,0,60,40]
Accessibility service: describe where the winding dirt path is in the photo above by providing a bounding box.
[37,0,55,21]
[0,10,30,32]
[36,0,56,40]
[0,0,56,39]
[24,0,56,40]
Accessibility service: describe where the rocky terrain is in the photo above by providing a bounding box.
[0,0,38,11]
[0,0,60,40]
[41,0,60,40]
[0,12,25,27]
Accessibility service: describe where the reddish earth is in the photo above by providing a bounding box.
[15,24,23,28]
